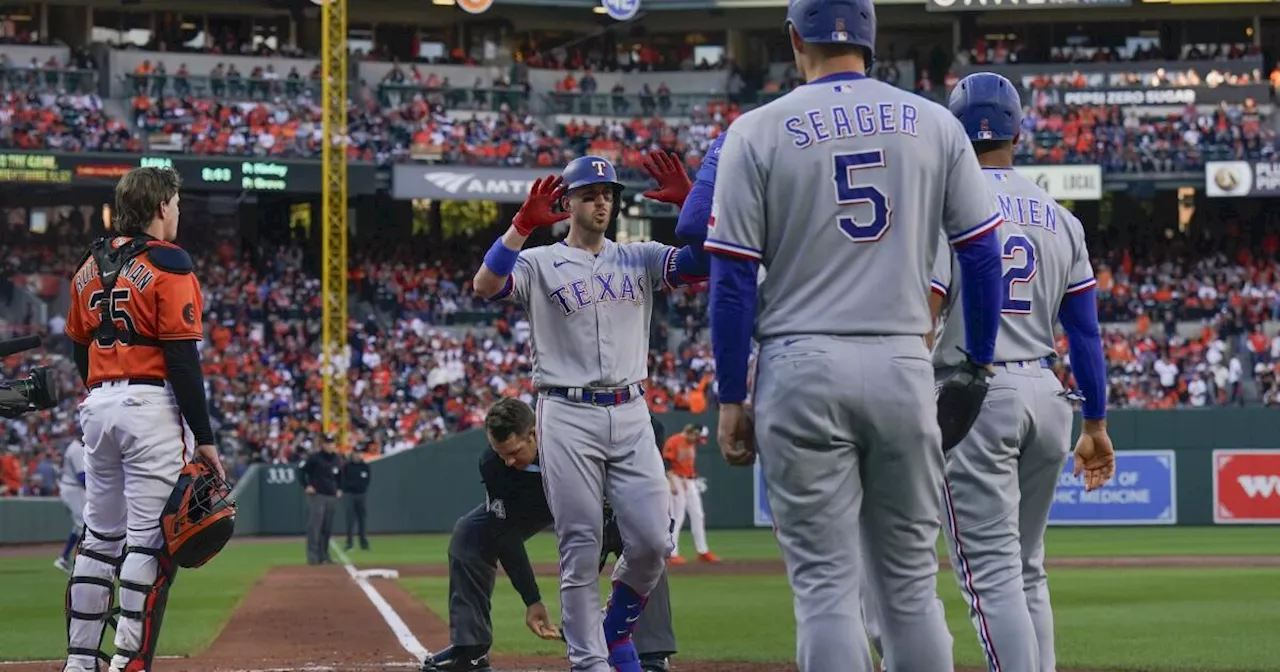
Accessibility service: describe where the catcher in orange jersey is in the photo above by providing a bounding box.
[62,166,228,672]
[663,424,719,565]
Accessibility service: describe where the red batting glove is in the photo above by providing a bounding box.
[641,150,692,207]
[513,175,571,236]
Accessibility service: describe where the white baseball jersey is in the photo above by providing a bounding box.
[931,168,1097,368]
[491,239,680,388]
[704,74,1001,340]
[60,438,87,492]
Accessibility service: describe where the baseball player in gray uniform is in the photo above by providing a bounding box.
[470,151,707,672]
[56,437,88,574]
[703,0,1009,670]
[924,72,1117,672]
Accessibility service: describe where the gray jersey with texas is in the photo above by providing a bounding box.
[491,239,679,388]
[931,168,1097,368]
[705,77,1002,340]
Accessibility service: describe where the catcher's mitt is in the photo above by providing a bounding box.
[599,503,624,573]
[936,354,994,453]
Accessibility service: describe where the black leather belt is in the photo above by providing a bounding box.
[544,383,645,407]
[89,378,165,391]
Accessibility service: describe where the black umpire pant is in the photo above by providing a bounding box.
[448,503,677,656]
[346,492,369,549]
[306,493,338,564]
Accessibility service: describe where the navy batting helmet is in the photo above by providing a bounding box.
[785,0,876,64]
[560,155,625,222]
[948,72,1023,143]
[562,156,625,195]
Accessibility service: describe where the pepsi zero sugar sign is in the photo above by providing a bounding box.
[1048,450,1176,525]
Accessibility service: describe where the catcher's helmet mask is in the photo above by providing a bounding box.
[161,460,237,569]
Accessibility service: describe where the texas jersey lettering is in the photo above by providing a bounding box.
[490,240,681,388]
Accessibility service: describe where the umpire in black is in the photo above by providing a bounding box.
[300,434,343,565]
[341,450,372,551]
[421,398,677,672]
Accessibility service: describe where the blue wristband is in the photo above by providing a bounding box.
[484,237,520,277]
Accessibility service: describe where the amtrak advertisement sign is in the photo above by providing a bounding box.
[393,165,651,203]
[392,165,546,203]
[1049,450,1177,525]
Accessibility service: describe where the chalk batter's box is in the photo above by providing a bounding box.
[1212,449,1280,524]
[1048,450,1177,526]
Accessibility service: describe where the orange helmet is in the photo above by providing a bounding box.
[160,460,237,569]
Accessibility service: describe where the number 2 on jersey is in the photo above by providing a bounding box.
[832,150,892,243]
[1002,234,1037,314]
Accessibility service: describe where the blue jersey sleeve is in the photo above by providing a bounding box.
[694,133,726,184]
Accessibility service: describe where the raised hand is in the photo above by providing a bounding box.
[642,150,692,207]
[513,175,571,236]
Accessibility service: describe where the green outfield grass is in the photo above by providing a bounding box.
[325,525,1280,567]
[401,567,1280,671]
[0,527,1277,667]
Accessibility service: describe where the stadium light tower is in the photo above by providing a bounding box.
[320,0,350,450]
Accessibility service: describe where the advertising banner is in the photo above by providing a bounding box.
[928,0,1130,11]
[1014,165,1103,200]
[1212,449,1280,524]
[0,152,377,195]
[393,164,650,203]
[1048,450,1176,525]
[393,165,544,203]
[1204,161,1280,198]
[1059,89,1196,106]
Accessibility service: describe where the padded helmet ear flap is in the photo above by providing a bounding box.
[161,461,237,569]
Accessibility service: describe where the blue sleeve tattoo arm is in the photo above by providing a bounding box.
[708,253,758,403]
[952,229,1002,364]
[1059,286,1107,419]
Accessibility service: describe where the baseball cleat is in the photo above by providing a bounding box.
[419,645,491,672]
[697,552,721,563]
[666,554,686,566]
[54,557,72,575]
[640,655,670,671]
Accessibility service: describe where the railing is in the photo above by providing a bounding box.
[123,73,322,102]
[540,91,745,117]
[0,66,97,95]
[376,83,530,114]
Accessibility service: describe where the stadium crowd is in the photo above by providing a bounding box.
[4,33,1280,496]
[2,44,1277,176]
[5,207,1280,499]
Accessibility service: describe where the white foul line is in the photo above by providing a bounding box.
[330,541,432,663]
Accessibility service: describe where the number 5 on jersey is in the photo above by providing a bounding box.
[1002,234,1036,314]
[88,288,137,347]
[833,150,892,243]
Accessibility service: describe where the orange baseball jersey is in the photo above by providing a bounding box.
[65,236,204,387]
[663,434,698,479]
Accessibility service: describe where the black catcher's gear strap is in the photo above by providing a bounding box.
[116,546,177,672]
[936,350,994,453]
[65,527,126,664]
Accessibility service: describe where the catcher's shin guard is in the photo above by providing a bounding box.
[111,544,177,672]
[65,527,125,670]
